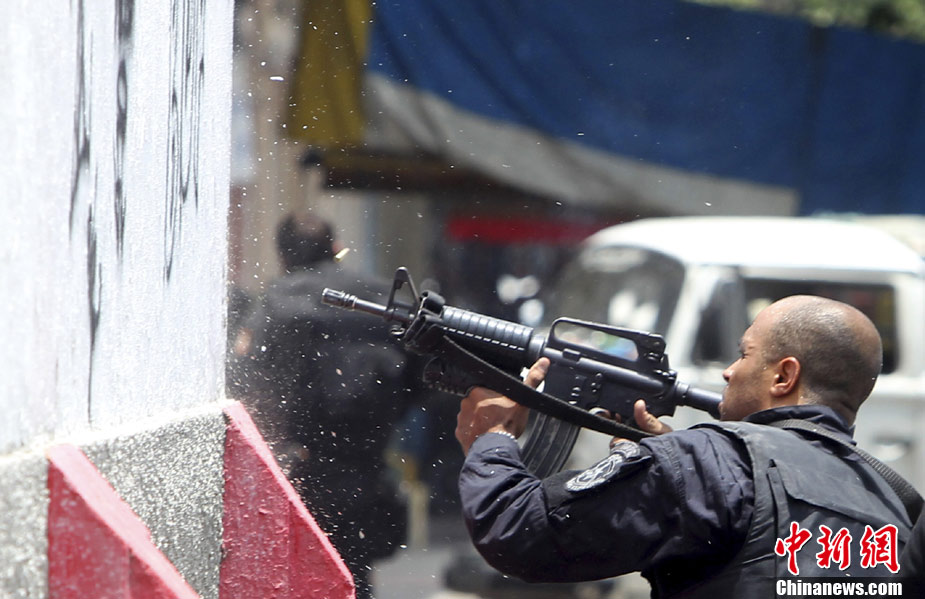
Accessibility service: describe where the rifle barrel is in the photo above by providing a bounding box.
[674,382,722,419]
[321,288,413,324]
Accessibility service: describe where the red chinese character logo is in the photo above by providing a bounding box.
[815,525,852,570]
[775,522,813,575]
[859,524,899,573]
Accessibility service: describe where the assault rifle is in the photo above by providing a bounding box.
[322,268,721,476]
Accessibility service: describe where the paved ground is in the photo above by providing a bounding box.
[370,513,471,599]
[372,542,459,599]
[370,515,651,599]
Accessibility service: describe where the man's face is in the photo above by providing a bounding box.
[720,308,778,421]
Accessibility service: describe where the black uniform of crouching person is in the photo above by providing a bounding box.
[232,212,412,599]
[455,296,917,597]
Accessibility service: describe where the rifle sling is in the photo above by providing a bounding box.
[433,336,652,442]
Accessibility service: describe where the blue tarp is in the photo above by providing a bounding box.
[367,0,925,214]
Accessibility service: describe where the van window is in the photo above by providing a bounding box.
[693,278,897,373]
[543,248,684,336]
[692,278,749,365]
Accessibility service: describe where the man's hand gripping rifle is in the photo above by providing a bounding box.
[323,268,721,476]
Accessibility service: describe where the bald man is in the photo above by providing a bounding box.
[455,296,914,596]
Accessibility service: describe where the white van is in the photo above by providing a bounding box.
[541,216,925,489]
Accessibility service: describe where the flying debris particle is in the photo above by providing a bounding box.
[334,247,351,262]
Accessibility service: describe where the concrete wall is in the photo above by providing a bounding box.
[0,0,233,596]
[1,0,230,453]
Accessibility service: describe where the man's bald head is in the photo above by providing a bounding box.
[761,295,883,423]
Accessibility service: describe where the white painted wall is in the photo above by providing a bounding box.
[0,0,233,454]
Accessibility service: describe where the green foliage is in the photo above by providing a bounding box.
[689,0,925,42]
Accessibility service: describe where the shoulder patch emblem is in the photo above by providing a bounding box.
[565,441,642,492]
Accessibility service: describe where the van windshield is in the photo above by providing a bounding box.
[543,247,684,336]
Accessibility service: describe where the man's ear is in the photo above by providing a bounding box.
[770,357,800,398]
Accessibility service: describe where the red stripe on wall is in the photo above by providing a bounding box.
[46,444,199,599]
[220,401,355,599]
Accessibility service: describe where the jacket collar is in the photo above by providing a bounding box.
[743,404,855,438]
